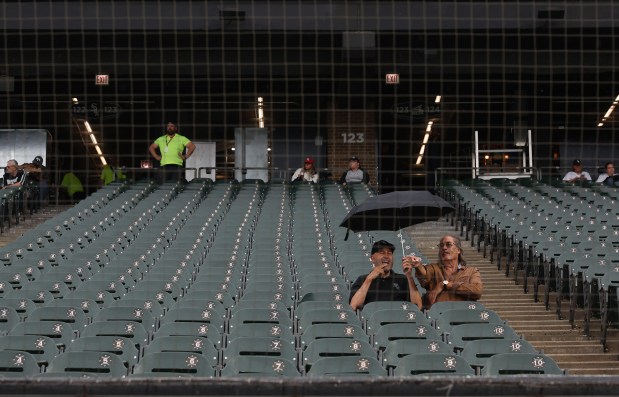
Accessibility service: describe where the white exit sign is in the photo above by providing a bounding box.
[95,75,109,85]
[385,73,400,85]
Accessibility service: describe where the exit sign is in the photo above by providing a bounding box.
[95,75,109,85]
[385,74,400,85]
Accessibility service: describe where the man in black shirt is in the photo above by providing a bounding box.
[349,240,421,310]
[2,160,26,189]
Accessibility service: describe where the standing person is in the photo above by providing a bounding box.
[349,240,422,311]
[595,162,618,186]
[149,122,196,183]
[291,157,318,184]
[2,160,27,189]
[403,234,482,309]
[562,159,591,182]
[339,156,370,186]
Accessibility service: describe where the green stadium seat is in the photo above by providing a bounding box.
[43,351,127,378]
[65,336,139,368]
[132,352,216,378]
[306,356,386,377]
[481,352,566,375]
[393,353,475,376]
[220,356,300,377]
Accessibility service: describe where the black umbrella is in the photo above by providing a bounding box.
[340,190,455,252]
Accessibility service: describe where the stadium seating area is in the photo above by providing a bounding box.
[441,178,619,350]
[0,178,566,378]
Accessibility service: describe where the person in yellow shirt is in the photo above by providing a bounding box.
[149,122,196,183]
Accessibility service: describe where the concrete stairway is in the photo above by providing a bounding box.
[0,205,73,247]
[406,219,619,376]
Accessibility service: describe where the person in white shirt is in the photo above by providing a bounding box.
[563,159,591,182]
[595,162,617,185]
[291,157,318,183]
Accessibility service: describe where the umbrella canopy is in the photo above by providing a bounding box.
[340,190,455,233]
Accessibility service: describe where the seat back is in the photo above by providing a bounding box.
[65,336,139,368]
[220,356,300,377]
[306,356,386,377]
[302,337,376,373]
[393,353,475,376]
[481,353,566,375]
[382,338,451,370]
[0,350,41,377]
[45,351,127,377]
[132,352,216,377]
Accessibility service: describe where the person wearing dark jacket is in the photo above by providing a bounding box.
[339,156,370,185]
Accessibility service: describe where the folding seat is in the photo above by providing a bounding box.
[298,291,349,305]
[155,323,222,350]
[295,300,351,321]
[123,289,176,310]
[183,284,236,307]
[425,301,486,322]
[0,334,58,368]
[393,353,475,376]
[297,282,349,298]
[434,308,505,334]
[132,351,216,377]
[481,352,565,375]
[145,336,219,366]
[223,336,297,366]
[171,298,227,318]
[26,306,88,336]
[299,323,368,350]
[131,280,184,302]
[45,297,100,320]
[9,321,76,351]
[75,279,125,300]
[81,321,149,351]
[41,351,127,378]
[229,308,292,332]
[227,323,296,348]
[296,308,361,334]
[371,323,442,352]
[40,269,82,291]
[220,356,300,377]
[0,270,30,290]
[237,290,294,310]
[242,282,296,303]
[160,307,226,334]
[359,300,418,320]
[306,356,386,377]
[66,289,115,307]
[109,298,165,320]
[302,337,375,373]
[0,350,41,377]
[66,336,139,368]
[460,338,539,375]
[365,308,430,335]
[382,338,451,373]
[447,322,521,353]
[0,306,21,335]
[93,306,158,334]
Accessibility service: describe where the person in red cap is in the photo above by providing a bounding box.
[291,156,318,183]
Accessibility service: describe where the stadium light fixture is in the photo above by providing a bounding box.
[100,156,107,166]
[84,120,92,133]
[89,134,98,145]
[435,95,441,103]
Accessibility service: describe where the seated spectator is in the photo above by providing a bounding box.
[339,156,370,186]
[2,160,27,189]
[349,240,422,311]
[291,157,318,184]
[595,161,619,186]
[403,234,482,309]
[21,156,48,208]
[562,159,591,182]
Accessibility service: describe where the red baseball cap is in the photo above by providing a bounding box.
[304,157,314,164]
